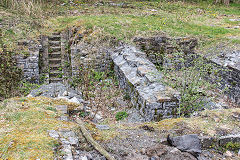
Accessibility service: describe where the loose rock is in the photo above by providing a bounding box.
[96,125,110,130]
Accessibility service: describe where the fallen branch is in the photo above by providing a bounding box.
[75,118,116,160]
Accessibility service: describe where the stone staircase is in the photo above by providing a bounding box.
[48,33,63,83]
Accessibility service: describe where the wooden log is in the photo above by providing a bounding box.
[75,118,116,160]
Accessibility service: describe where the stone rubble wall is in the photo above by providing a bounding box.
[133,36,198,65]
[39,35,49,84]
[208,51,240,105]
[71,42,112,77]
[111,45,179,121]
[61,30,73,85]
[17,30,73,84]
[16,41,40,83]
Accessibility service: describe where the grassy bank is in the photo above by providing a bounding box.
[44,1,240,50]
[0,97,78,159]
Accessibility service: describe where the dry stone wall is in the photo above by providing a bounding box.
[207,50,240,105]
[133,36,197,65]
[17,30,72,84]
[71,42,112,76]
[111,45,179,121]
[16,41,40,83]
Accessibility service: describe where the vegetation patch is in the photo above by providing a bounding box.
[115,111,128,121]
[0,97,78,159]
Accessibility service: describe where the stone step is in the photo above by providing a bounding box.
[49,71,63,78]
[49,35,61,41]
[49,41,61,47]
[49,52,61,58]
[49,46,61,53]
[49,58,61,64]
[49,63,62,70]
[49,77,63,83]
[52,32,61,36]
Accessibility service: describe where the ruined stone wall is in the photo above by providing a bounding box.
[71,42,112,77]
[16,30,73,84]
[134,36,197,65]
[207,51,240,105]
[16,41,40,83]
[134,36,240,106]
[111,45,179,121]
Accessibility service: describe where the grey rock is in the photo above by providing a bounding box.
[68,136,79,145]
[60,138,70,145]
[61,144,73,160]
[96,125,110,130]
[29,83,83,101]
[112,45,179,121]
[81,156,88,160]
[87,154,93,160]
[198,150,213,160]
[200,136,216,149]
[48,130,59,139]
[146,144,197,160]
[229,19,240,22]
[95,114,103,120]
[168,134,201,157]
[99,157,107,160]
[61,131,76,138]
[58,116,69,121]
[69,97,80,104]
[62,91,68,96]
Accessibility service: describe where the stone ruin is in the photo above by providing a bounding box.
[111,45,179,121]
[16,31,240,121]
[134,36,240,105]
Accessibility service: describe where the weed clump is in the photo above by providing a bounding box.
[115,111,128,121]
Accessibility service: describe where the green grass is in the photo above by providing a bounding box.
[1,1,239,52]
[44,1,239,50]
[0,97,78,159]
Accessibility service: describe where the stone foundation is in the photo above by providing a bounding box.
[111,45,179,121]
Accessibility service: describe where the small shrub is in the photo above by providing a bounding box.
[79,111,89,118]
[225,142,240,152]
[115,111,128,121]
[18,81,40,96]
[161,51,225,117]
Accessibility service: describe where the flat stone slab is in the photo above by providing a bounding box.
[96,125,110,130]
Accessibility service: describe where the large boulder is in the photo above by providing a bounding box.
[167,134,202,157]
